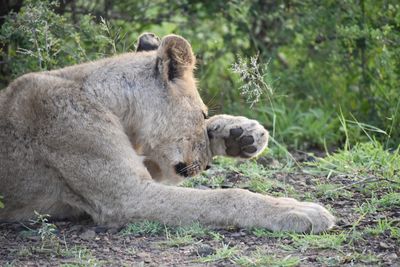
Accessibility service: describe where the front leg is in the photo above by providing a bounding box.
[207,114,269,158]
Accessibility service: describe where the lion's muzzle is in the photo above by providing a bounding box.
[174,161,204,177]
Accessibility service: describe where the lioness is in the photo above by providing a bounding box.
[0,33,334,233]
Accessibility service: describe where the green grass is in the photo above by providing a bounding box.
[283,233,346,252]
[195,243,239,263]
[235,249,301,267]
[372,192,400,210]
[309,141,400,219]
[180,175,210,188]
[247,176,276,193]
[196,244,301,266]
[183,157,297,198]
[316,252,379,266]
[61,246,106,267]
[174,222,210,238]
[159,231,197,247]
[121,220,164,236]
[315,183,354,200]
[356,192,400,214]
[307,141,400,184]
[364,218,400,240]
[258,105,341,150]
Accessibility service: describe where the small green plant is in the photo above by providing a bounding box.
[364,218,400,240]
[121,220,164,236]
[231,54,273,108]
[247,176,275,194]
[180,174,210,188]
[61,245,106,266]
[195,243,239,263]
[315,183,353,200]
[159,228,197,248]
[372,192,400,211]
[29,211,60,251]
[16,246,33,257]
[0,195,4,208]
[284,233,346,252]
[355,192,400,215]
[308,141,400,181]
[235,248,300,267]
[174,222,209,238]
[317,252,379,266]
[209,231,225,241]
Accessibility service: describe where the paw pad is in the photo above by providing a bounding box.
[239,136,254,145]
[229,128,243,138]
[225,127,257,158]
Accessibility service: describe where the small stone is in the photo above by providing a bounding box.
[137,252,150,259]
[230,232,242,238]
[387,253,398,260]
[221,182,234,188]
[26,236,40,241]
[271,159,281,169]
[107,227,120,234]
[305,177,313,185]
[70,225,83,233]
[306,156,316,162]
[282,239,293,245]
[94,226,108,234]
[379,242,390,249]
[308,255,317,262]
[79,229,96,240]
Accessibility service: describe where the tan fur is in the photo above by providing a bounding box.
[0,34,335,233]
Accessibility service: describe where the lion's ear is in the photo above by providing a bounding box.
[136,32,160,52]
[157,34,195,82]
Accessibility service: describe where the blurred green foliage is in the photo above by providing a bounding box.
[1,0,399,149]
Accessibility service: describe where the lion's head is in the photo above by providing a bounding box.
[129,34,212,183]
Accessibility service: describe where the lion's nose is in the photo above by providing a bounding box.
[174,162,189,177]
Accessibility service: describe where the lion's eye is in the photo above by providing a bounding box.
[202,112,208,120]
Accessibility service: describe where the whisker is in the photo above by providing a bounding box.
[206,94,217,107]
[179,163,195,173]
[179,162,201,174]
[207,107,221,115]
[185,165,199,172]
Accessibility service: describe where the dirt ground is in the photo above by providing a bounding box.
[1,156,399,266]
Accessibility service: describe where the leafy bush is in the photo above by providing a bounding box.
[1,0,398,149]
[0,0,130,86]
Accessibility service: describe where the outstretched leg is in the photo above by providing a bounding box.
[39,108,333,232]
[53,143,335,233]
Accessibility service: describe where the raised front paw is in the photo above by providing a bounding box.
[207,115,268,158]
[270,199,336,233]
